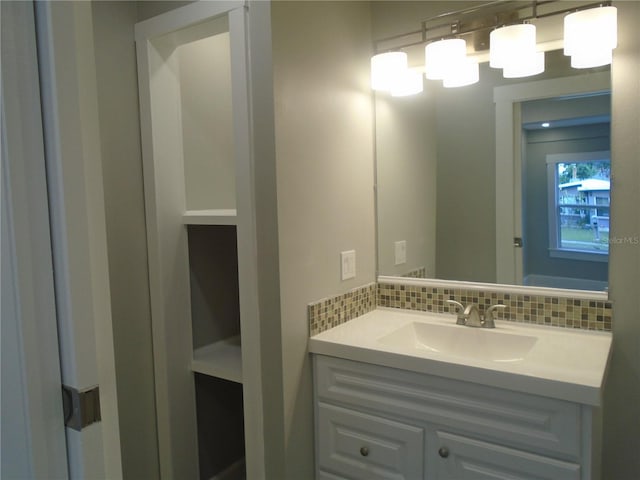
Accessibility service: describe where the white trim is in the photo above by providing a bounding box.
[1,3,68,476]
[35,2,123,477]
[546,151,611,164]
[183,209,238,225]
[378,276,608,300]
[524,274,608,292]
[228,7,269,478]
[549,249,609,262]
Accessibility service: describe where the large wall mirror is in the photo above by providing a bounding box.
[374,1,612,294]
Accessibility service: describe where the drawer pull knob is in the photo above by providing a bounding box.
[360,447,369,457]
[438,447,450,458]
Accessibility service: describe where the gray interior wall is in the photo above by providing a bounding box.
[604,1,640,477]
[136,0,194,22]
[271,1,375,477]
[178,32,236,210]
[434,64,499,282]
[524,124,610,281]
[91,2,159,478]
[188,226,240,349]
[375,94,437,277]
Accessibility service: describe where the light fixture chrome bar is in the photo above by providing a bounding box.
[374,0,612,54]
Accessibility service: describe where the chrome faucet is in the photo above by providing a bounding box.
[446,300,506,328]
[463,304,483,327]
[446,300,467,325]
[483,304,506,328]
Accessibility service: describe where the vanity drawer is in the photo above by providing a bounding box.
[430,430,581,480]
[317,402,424,480]
[314,355,581,459]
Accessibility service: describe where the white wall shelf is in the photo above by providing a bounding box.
[192,336,242,384]
[183,209,238,225]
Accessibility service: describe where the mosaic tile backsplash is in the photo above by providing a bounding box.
[309,281,612,336]
[378,282,612,331]
[308,283,376,335]
[401,267,427,279]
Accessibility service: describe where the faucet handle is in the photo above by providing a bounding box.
[446,300,466,325]
[483,304,506,328]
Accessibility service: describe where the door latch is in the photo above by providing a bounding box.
[62,385,101,431]
[513,237,523,248]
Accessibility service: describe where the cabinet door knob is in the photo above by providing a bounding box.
[438,447,449,458]
[360,446,369,457]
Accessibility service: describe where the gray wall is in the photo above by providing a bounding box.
[433,65,499,282]
[178,32,236,210]
[92,2,159,478]
[136,0,194,21]
[524,123,610,282]
[604,1,640,477]
[271,1,376,477]
[376,93,437,277]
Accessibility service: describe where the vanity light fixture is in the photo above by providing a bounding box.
[442,57,479,88]
[425,38,479,88]
[370,51,408,91]
[564,6,617,68]
[371,1,617,95]
[490,24,544,78]
[424,38,466,80]
[391,68,424,97]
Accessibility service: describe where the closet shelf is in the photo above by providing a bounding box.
[192,336,242,383]
[182,209,237,225]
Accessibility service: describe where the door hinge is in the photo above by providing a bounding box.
[513,237,523,248]
[62,385,101,431]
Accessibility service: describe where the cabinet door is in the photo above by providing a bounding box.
[429,430,581,480]
[317,403,424,479]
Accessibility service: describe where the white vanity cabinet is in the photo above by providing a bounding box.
[313,354,600,480]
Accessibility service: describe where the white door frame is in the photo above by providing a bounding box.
[494,71,611,285]
[34,1,123,477]
[1,2,68,477]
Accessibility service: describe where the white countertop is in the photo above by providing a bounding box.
[309,308,612,406]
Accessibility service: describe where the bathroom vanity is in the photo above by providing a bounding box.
[309,308,612,480]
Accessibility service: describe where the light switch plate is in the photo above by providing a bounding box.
[341,250,356,280]
[394,240,407,265]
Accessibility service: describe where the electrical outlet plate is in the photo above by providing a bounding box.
[341,250,356,280]
[394,240,407,265]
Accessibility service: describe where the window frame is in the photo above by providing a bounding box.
[546,151,610,263]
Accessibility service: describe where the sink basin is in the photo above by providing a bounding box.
[377,322,537,363]
[309,308,612,405]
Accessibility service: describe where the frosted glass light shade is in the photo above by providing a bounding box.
[371,52,408,91]
[570,49,613,68]
[490,24,537,69]
[503,51,545,78]
[391,69,424,97]
[443,58,479,88]
[425,39,467,80]
[564,6,617,56]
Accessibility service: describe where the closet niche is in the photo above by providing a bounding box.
[136,3,258,479]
